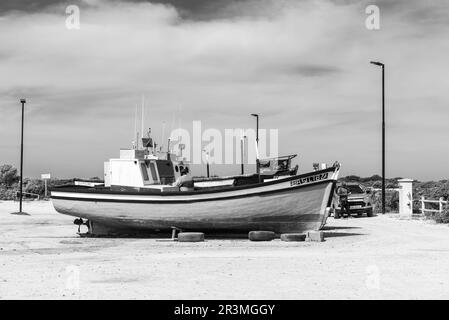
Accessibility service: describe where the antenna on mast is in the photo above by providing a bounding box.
[178,105,182,131]
[170,111,176,145]
[167,111,176,156]
[167,138,171,160]
[141,95,145,149]
[161,121,166,153]
[134,104,138,149]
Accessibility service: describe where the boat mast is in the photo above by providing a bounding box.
[141,95,145,150]
[161,121,166,155]
[133,104,138,149]
[167,138,171,160]
[240,129,246,175]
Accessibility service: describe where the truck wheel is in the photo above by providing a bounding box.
[367,208,373,217]
[280,233,306,242]
[178,232,205,242]
[249,231,275,241]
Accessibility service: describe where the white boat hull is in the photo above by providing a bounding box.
[51,167,339,235]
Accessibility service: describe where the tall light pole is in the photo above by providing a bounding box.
[203,150,210,178]
[251,114,261,182]
[12,98,28,215]
[240,133,246,175]
[167,138,171,160]
[370,61,386,215]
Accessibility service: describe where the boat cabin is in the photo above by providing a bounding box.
[259,154,298,178]
[104,149,188,190]
[102,147,299,192]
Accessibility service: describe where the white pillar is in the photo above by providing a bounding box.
[421,196,425,214]
[398,179,413,216]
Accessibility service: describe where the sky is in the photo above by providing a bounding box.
[0,0,448,180]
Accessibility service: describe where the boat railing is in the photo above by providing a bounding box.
[193,173,258,182]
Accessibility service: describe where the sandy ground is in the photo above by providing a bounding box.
[1,200,449,300]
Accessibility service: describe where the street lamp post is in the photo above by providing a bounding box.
[167,138,171,160]
[12,98,28,215]
[203,150,210,178]
[251,114,260,182]
[240,134,246,175]
[370,61,386,215]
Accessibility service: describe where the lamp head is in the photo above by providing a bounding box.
[370,61,384,67]
[251,113,258,117]
[20,98,26,103]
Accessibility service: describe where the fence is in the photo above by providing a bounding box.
[418,196,447,215]
[14,191,40,201]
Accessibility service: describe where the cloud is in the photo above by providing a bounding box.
[0,0,448,180]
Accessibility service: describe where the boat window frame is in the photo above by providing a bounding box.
[149,162,159,183]
[140,162,150,181]
[156,160,176,185]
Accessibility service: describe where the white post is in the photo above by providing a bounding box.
[421,196,425,214]
[439,197,444,213]
[41,173,51,200]
[398,179,413,217]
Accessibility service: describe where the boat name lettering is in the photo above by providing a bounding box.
[290,173,328,186]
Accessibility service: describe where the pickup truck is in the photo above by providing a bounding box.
[332,182,374,218]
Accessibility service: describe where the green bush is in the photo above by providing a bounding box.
[24,179,45,196]
[0,165,19,187]
[0,163,77,200]
[0,184,19,200]
[371,189,399,213]
[434,205,449,224]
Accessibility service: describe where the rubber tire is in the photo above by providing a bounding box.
[367,208,373,217]
[280,233,306,242]
[177,232,205,242]
[248,231,275,241]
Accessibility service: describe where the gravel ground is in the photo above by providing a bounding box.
[1,200,449,299]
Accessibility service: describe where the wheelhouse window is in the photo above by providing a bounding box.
[156,160,175,185]
[149,162,158,182]
[140,163,150,181]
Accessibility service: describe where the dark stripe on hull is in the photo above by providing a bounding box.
[53,181,335,234]
[50,166,337,197]
[51,179,331,204]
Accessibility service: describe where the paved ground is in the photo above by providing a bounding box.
[1,200,449,299]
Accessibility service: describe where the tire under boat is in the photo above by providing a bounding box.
[51,166,339,236]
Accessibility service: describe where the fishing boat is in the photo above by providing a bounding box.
[51,132,340,236]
